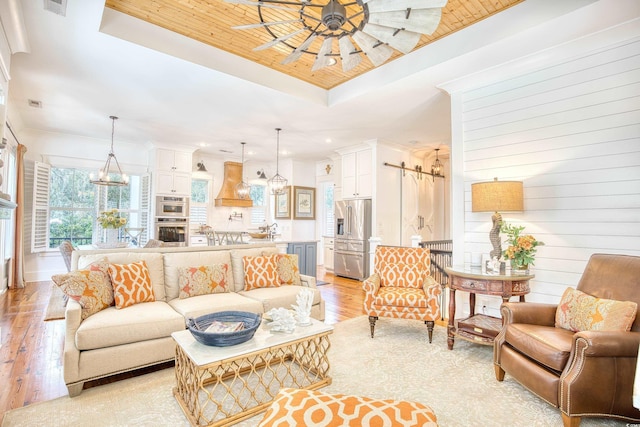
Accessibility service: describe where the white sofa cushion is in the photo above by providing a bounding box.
[77,252,166,301]
[239,285,321,313]
[75,301,184,351]
[168,292,264,320]
[230,247,279,292]
[163,251,234,300]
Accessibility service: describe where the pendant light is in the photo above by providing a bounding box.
[90,116,129,186]
[236,142,251,199]
[268,128,288,194]
[431,148,443,182]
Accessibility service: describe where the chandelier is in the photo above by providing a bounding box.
[268,128,288,195]
[228,0,447,72]
[90,116,129,187]
[236,142,252,199]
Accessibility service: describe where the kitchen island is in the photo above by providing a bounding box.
[189,233,319,277]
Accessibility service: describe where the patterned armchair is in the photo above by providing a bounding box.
[363,246,442,343]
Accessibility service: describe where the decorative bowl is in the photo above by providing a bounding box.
[186,311,262,347]
[248,232,269,239]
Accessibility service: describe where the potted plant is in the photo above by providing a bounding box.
[501,222,544,274]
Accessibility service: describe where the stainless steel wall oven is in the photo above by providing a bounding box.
[154,217,188,246]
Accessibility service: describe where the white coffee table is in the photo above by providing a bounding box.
[172,319,333,427]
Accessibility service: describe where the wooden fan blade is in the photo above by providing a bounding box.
[311,37,334,71]
[253,28,307,51]
[364,0,447,12]
[351,31,394,67]
[224,0,298,12]
[233,19,303,30]
[368,9,442,35]
[281,34,318,65]
[338,37,362,72]
[361,23,420,54]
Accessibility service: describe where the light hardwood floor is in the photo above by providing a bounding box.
[0,268,364,421]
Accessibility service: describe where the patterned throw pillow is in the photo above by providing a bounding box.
[258,388,438,427]
[108,260,156,309]
[243,255,280,291]
[52,259,113,320]
[555,287,638,332]
[276,254,301,286]
[178,264,230,299]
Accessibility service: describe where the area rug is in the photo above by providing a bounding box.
[43,284,67,321]
[2,316,628,427]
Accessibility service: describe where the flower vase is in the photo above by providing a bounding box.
[103,228,119,248]
[511,261,529,275]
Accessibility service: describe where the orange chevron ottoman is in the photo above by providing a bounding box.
[258,388,439,427]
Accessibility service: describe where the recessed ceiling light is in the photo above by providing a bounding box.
[198,142,210,147]
[327,58,337,66]
[325,138,332,143]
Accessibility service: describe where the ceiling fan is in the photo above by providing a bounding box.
[226,0,448,72]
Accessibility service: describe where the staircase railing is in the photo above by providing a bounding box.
[419,240,452,320]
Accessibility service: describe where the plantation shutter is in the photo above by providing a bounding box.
[92,184,108,243]
[31,161,50,252]
[139,173,151,246]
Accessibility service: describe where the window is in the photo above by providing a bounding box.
[190,178,210,226]
[49,168,95,248]
[323,182,334,236]
[31,164,150,251]
[250,184,267,225]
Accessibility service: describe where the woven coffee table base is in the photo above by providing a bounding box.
[173,332,332,426]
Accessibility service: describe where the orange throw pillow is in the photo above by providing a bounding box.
[276,254,301,285]
[108,261,155,309]
[52,259,113,320]
[243,255,280,291]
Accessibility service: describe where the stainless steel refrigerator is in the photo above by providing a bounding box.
[334,199,372,280]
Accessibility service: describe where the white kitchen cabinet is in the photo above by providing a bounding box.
[190,235,208,247]
[342,149,372,199]
[156,148,192,173]
[152,149,192,196]
[156,170,191,195]
[323,236,334,271]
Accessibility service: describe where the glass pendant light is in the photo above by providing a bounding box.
[236,142,251,199]
[268,128,288,194]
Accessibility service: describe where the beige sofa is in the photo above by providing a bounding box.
[64,243,325,396]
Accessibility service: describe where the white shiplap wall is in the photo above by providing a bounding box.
[460,37,640,309]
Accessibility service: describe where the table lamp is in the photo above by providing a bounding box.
[471,178,524,261]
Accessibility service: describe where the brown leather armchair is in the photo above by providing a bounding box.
[494,254,640,427]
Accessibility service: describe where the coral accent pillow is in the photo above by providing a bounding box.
[555,287,638,332]
[178,264,230,298]
[52,259,113,320]
[276,254,301,285]
[243,255,280,291]
[258,388,438,427]
[108,261,156,309]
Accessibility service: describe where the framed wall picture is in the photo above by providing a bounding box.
[274,186,291,219]
[293,186,315,220]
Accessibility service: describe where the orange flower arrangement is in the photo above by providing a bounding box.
[501,223,544,269]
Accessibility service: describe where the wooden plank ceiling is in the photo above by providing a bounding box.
[105,0,524,90]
